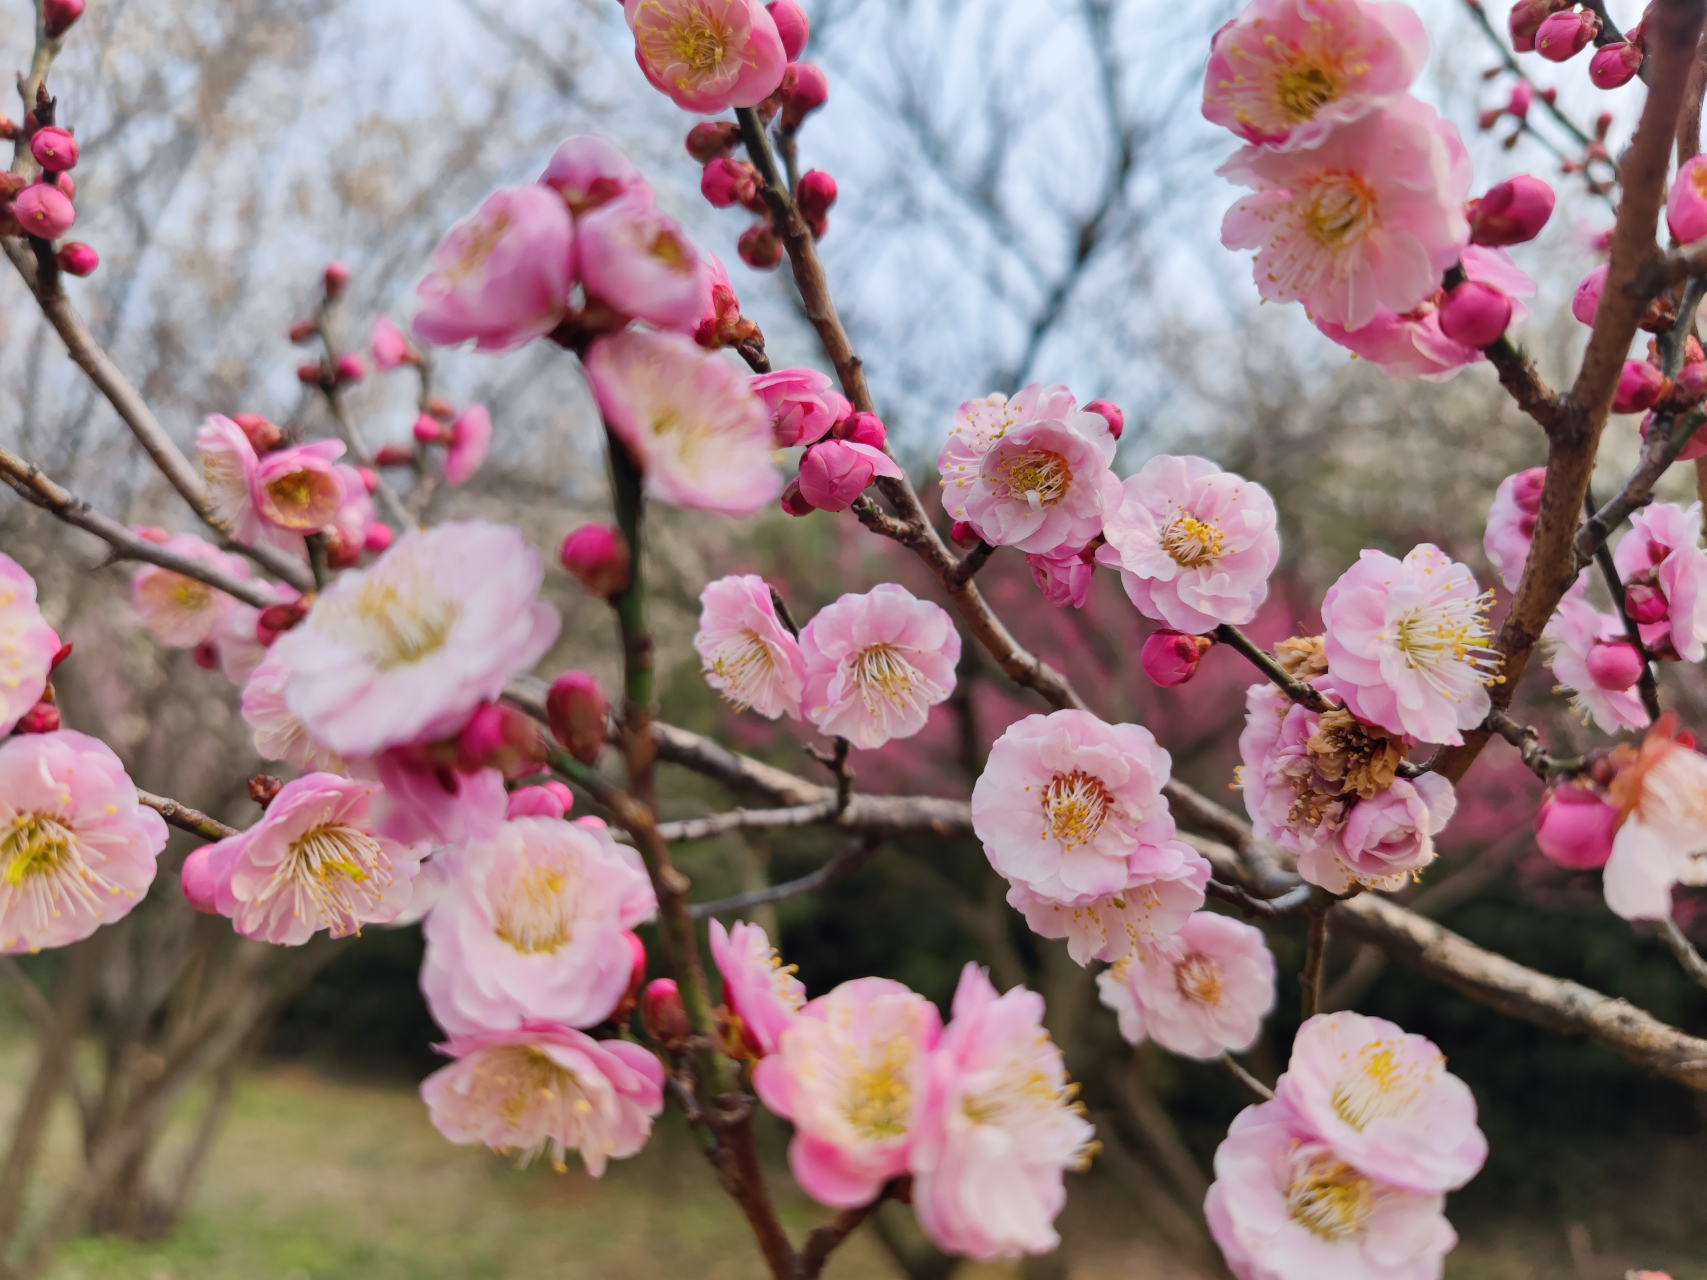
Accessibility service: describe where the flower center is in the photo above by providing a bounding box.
[341,574,462,671]
[1042,768,1113,850]
[1160,511,1224,569]
[258,822,390,932]
[1,814,73,886]
[1389,592,1500,689]
[852,643,928,715]
[447,210,511,287]
[649,227,693,274]
[493,866,573,955]
[1287,1150,1375,1240]
[704,627,777,711]
[999,448,1071,512]
[1175,952,1224,1006]
[472,1044,590,1170]
[1275,60,1340,124]
[168,576,214,611]
[264,470,338,531]
[844,1037,914,1141]
[1301,171,1378,251]
[1329,1039,1431,1132]
[0,812,117,942]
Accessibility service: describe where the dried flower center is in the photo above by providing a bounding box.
[1330,1039,1432,1132]
[1307,709,1403,801]
[1388,592,1501,690]
[447,210,511,286]
[1274,60,1340,124]
[1160,510,1224,569]
[1287,1151,1375,1240]
[1175,952,1224,1007]
[704,627,777,711]
[1042,769,1113,850]
[999,448,1071,512]
[255,822,390,932]
[844,1037,914,1140]
[494,866,573,955]
[340,574,462,671]
[1274,634,1329,680]
[1302,171,1378,251]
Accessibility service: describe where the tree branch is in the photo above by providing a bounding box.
[689,838,884,920]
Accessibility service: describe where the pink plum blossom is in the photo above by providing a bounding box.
[240,647,344,774]
[540,135,650,216]
[252,440,349,544]
[197,415,263,543]
[1612,502,1707,663]
[937,385,1112,528]
[1542,573,1650,734]
[130,534,250,648]
[1314,246,1534,380]
[1026,544,1096,609]
[199,773,428,946]
[576,194,709,333]
[693,574,806,719]
[909,965,1095,1260]
[1604,719,1707,920]
[1483,466,1546,593]
[1097,911,1276,1058]
[585,328,781,517]
[798,584,960,749]
[421,816,655,1035]
[796,438,903,511]
[1322,544,1497,745]
[421,1025,664,1176]
[751,367,849,447]
[1005,841,1210,965]
[1279,1011,1487,1194]
[359,750,510,850]
[371,316,410,369]
[1301,772,1456,895]
[1573,263,1608,325]
[1219,96,1471,331]
[752,976,941,1207]
[624,0,787,114]
[1205,1098,1457,1280]
[443,404,491,485]
[1096,454,1280,632]
[1670,155,1707,245]
[1239,681,1348,858]
[272,521,560,757]
[1201,0,1428,149]
[0,730,166,953]
[413,185,574,352]
[709,917,805,1056]
[0,554,61,736]
[961,418,1119,554]
[972,709,1176,904]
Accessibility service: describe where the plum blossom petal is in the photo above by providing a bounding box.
[130,534,250,648]
[624,0,787,114]
[710,918,805,1057]
[1004,840,1210,964]
[1098,911,1276,1059]
[798,584,959,749]
[1542,572,1650,735]
[694,575,807,719]
[0,554,60,736]
[1604,719,1707,920]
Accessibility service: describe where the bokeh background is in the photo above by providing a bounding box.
[2,0,1707,1276]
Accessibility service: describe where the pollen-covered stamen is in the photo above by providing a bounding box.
[851,643,938,720]
[1301,171,1379,250]
[1041,768,1113,850]
[1273,58,1340,124]
[1330,1038,1435,1132]
[330,571,463,671]
[999,448,1072,513]
[254,822,392,934]
[493,866,574,955]
[1390,590,1501,690]
[467,1044,591,1171]
[0,812,112,938]
[843,1037,914,1140]
[1286,1149,1375,1240]
[1160,509,1225,568]
[704,627,777,712]
[766,948,806,1010]
[1175,951,1224,1006]
[262,469,341,531]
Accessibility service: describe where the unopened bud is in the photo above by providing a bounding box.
[323,259,351,298]
[29,126,76,172]
[232,412,283,452]
[1590,41,1643,89]
[831,410,886,448]
[949,520,981,549]
[296,362,325,386]
[1534,781,1617,869]
[1535,8,1599,61]
[13,183,74,239]
[612,932,648,1023]
[1672,361,1707,407]
[701,156,759,209]
[545,670,610,766]
[1506,82,1535,120]
[779,477,814,516]
[1626,581,1669,624]
[641,978,689,1045]
[1468,175,1555,247]
[54,240,96,276]
[738,221,782,270]
[43,0,83,38]
[797,169,837,221]
[1613,359,1668,414]
[374,444,414,467]
[768,0,810,59]
[248,774,283,809]
[1572,264,1608,325]
[1141,629,1213,687]
[192,641,219,671]
[1084,399,1124,439]
[363,521,393,553]
[413,412,446,444]
[49,642,72,671]
[288,319,318,344]
[256,598,310,641]
[1586,639,1644,691]
[560,524,631,598]
[1671,154,1707,245]
[685,121,742,163]
[15,702,59,734]
[456,702,548,779]
[334,352,366,383]
[1438,281,1513,348]
[1508,0,1567,52]
[779,61,828,130]
[506,779,574,820]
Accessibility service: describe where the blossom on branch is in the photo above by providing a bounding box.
[694,574,806,719]
[576,195,709,333]
[1303,771,1454,894]
[798,584,959,748]
[1542,574,1650,734]
[1096,454,1280,632]
[130,533,249,648]
[0,555,61,737]
[240,647,345,775]
[624,0,787,114]
[1612,502,1707,663]
[540,135,650,216]
[1005,844,1210,965]
[751,367,849,447]
[421,1024,664,1176]
[0,731,166,953]
[710,917,805,1057]
[937,384,1093,524]
[960,414,1118,555]
[1026,544,1097,609]
[1603,717,1707,921]
[1483,466,1545,593]
[909,965,1095,1260]
[586,328,782,516]
[1096,911,1276,1058]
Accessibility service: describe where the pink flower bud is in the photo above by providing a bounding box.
[1083,399,1124,439]
[15,702,59,734]
[1141,629,1213,687]
[53,240,96,276]
[355,466,378,493]
[779,62,828,130]
[28,126,76,172]
[506,779,575,821]
[686,121,742,163]
[412,413,444,445]
[621,930,648,1008]
[12,183,73,239]
[1572,264,1608,325]
[1437,281,1513,348]
[1467,175,1556,247]
[1626,581,1669,624]
[43,0,82,37]
[1613,359,1668,414]
[455,702,547,779]
[1535,8,1598,60]
[1585,638,1644,690]
[1590,40,1643,88]
[180,844,222,914]
[323,259,351,298]
[1508,0,1566,52]
[296,362,323,386]
[371,316,410,370]
[560,524,631,598]
[768,0,810,60]
[546,671,610,766]
[641,978,688,1046]
[797,169,837,221]
[701,156,759,209]
[797,438,893,511]
[1670,154,1707,245]
[779,477,813,516]
[950,520,980,549]
[334,352,366,383]
[1512,466,1547,515]
[1673,361,1707,408]
[1534,782,1617,870]
[831,410,886,449]
[363,521,393,553]
[738,221,782,270]
[256,599,309,642]
[288,319,317,344]
[1506,81,1535,119]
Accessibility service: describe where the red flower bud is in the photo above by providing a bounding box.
[685,121,742,163]
[413,412,445,444]
[49,642,72,671]
[232,412,283,452]
[560,524,631,598]
[1083,399,1124,439]
[13,183,74,239]
[1467,175,1555,247]
[831,410,886,449]
[797,169,837,221]
[768,0,810,60]
[296,362,324,386]
[192,641,220,671]
[1534,781,1617,869]
[334,352,366,383]
[1626,581,1669,624]
[15,702,59,734]
[288,319,318,343]
[1585,638,1644,691]
[29,126,77,172]
[1590,41,1643,89]
[54,240,96,276]
[641,978,689,1046]
[701,156,759,209]
[374,444,414,467]
[455,702,547,780]
[779,477,814,517]
[1535,8,1599,61]
[364,521,393,553]
[779,61,828,130]
[1613,359,1668,414]
[949,520,980,549]
[43,0,83,38]
[323,259,351,298]
[1141,630,1213,687]
[1438,281,1513,348]
[738,221,782,270]
[545,670,610,766]
[1508,0,1568,52]
[611,931,648,1023]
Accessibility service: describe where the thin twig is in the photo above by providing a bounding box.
[1204,879,1313,919]
[1299,897,1330,1019]
[659,800,839,843]
[1220,1053,1274,1103]
[136,791,239,842]
[1214,624,1334,713]
[1658,918,1707,989]
[689,838,884,920]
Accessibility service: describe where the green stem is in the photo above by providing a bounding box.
[607,432,654,717]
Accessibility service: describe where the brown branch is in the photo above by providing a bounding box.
[136,790,239,842]
[1484,336,1567,433]
[1299,898,1329,1018]
[1214,624,1333,713]
[798,1182,901,1279]
[1657,918,1707,989]
[1204,878,1312,919]
[689,838,883,920]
